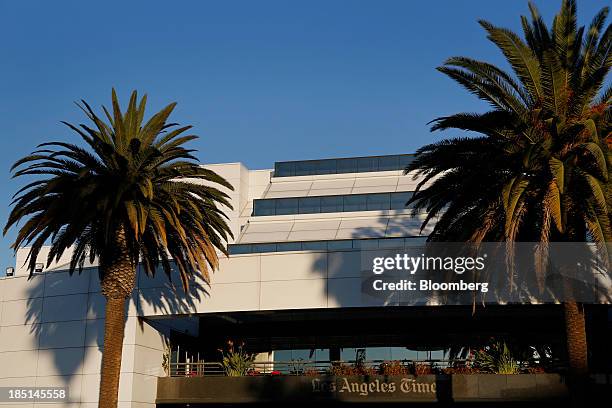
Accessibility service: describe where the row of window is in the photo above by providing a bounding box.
[228,237,427,255]
[253,192,414,216]
[274,154,415,177]
[273,347,444,363]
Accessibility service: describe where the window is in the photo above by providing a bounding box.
[253,192,414,216]
[275,198,299,215]
[254,200,276,216]
[343,194,368,212]
[274,162,295,177]
[301,241,327,250]
[227,237,427,254]
[273,155,415,177]
[327,240,353,250]
[228,244,252,254]
[398,155,415,170]
[366,193,390,211]
[298,197,321,214]
[320,196,343,213]
[251,243,277,253]
[336,158,358,174]
[317,160,337,174]
[357,157,378,173]
[391,192,414,210]
[295,161,318,175]
[378,155,400,171]
[276,242,302,251]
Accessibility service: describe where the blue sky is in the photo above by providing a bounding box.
[0,0,609,271]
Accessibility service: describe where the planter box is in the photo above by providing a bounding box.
[157,374,569,404]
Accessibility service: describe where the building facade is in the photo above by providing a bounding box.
[0,154,610,407]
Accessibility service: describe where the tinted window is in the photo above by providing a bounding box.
[378,156,400,171]
[336,158,358,173]
[366,193,391,211]
[320,196,343,212]
[253,200,276,216]
[357,157,378,173]
[344,194,368,212]
[295,161,318,175]
[273,155,416,177]
[254,192,414,216]
[275,162,294,177]
[353,239,379,249]
[378,238,405,249]
[398,155,415,171]
[298,197,321,214]
[391,192,414,209]
[301,241,327,250]
[251,243,277,253]
[327,240,354,250]
[275,198,299,215]
[228,244,252,254]
[317,160,337,174]
[276,242,303,251]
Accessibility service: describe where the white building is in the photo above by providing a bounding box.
[0,154,609,407]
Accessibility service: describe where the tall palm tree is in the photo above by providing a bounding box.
[4,90,233,408]
[406,0,610,375]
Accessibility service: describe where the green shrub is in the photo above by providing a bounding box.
[219,341,256,376]
[474,340,519,374]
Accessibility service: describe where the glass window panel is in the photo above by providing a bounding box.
[298,197,321,214]
[295,161,318,176]
[228,244,252,254]
[301,241,328,250]
[393,348,419,360]
[390,192,414,210]
[366,193,391,211]
[273,155,415,177]
[354,239,379,249]
[336,158,358,174]
[276,242,303,252]
[253,200,276,216]
[313,348,328,361]
[378,238,405,249]
[343,194,367,212]
[377,155,400,171]
[398,155,415,170]
[275,198,299,215]
[320,196,343,212]
[357,157,378,172]
[365,347,391,361]
[251,243,277,253]
[389,347,409,360]
[274,162,294,177]
[405,236,427,244]
[317,160,337,174]
[273,350,292,362]
[291,349,312,361]
[341,348,358,362]
[327,240,354,250]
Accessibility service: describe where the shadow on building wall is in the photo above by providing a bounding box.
[24,264,209,384]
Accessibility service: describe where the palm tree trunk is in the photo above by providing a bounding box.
[99,297,129,408]
[98,226,136,408]
[563,300,588,375]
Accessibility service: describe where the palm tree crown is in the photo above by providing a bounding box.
[4,90,233,290]
[407,0,611,248]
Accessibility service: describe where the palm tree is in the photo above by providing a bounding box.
[4,90,233,408]
[406,0,610,375]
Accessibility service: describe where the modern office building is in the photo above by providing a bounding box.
[0,154,610,407]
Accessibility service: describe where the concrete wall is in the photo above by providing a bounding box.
[0,271,165,408]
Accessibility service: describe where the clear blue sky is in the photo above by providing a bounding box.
[0,0,609,271]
